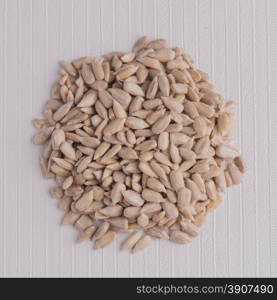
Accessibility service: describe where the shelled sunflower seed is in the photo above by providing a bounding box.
[33,36,245,253]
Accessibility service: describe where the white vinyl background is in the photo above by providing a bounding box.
[0,0,277,278]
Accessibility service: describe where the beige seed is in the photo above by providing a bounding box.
[137,214,149,227]
[132,36,150,52]
[112,99,127,119]
[103,61,110,82]
[205,180,217,200]
[158,132,169,151]
[152,113,171,134]
[53,102,73,122]
[65,185,84,198]
[93,231,116,250]
[137,57,163,71]
[202,165,221,180]
[171,69,188,83]
[234,155,246,173]
[51,129,65,150]
[143,99,162,111]
[108,217,128,230]
[217,113,231,135]
[142,188,164,203]
[136,67,149,84]
[179,221,200,237]
[121,231,142,251]
[100,206,123,217]
[62,176,73,190]
[146,76,158,99]
[110,182,126,204]
[124,206,141,219]
[214,172,226,192]
[77,156,92,173]
[183,101,199,119]
[189,160,209,173]
[126,129,136,145]
[122,190,144,207]
[216,145,239,159]
[62,211,81,225]
[33,118,48,129]
[103,118,125,136]
[161,97,183,113]
[224,170,233,187]
[95,100,108,119]
[91,58,104,80]
[94,142,111,160]
[148,48,175,62]
[44,109,54,126]
[60,142,76,160]
[194,137,210,155]
[74,85,85,104]
[228,164,242,185]
[111,55,122,70]
[98,90,114,108]
[133,235,152,253]
[207,192,223,211]
[79,136,100,148]
[162,202,179,219]
[75,189,94,212]
[170,133,190,146]
[145,161,163,179]
[77,145,95,156]
[52,157,73,171]
[179,148,196,161]
[101,144,122,162]
[50,186,63,199]
[139,151,153,162]
[60,60,76,76]
[169,143,182,164]
[177,187,191,206]
[118,147,138,160]
[187,86,200,102]
[77,90,97,107]
[146,177,166,193]
[109,88,131,109]
[186,178,202,202]
[135,140,157,152]
[194,101,215,118]
[75,215,93,231]
[92,222,110,241]
[123,81,144,97]
[146,108,166,124]
[76,226,96,243]
[140,203,161,214]
[60,107,79,124]
[193,117,207,137]
[170,230,191,244]
[171,83,188,94]
[81,63,95,84]
[191,173,206,193]
[158,73,170,96]
[147,226,169,239]
[193,212,207,227]
[116,65,138,80]
[33,126,54,145]
[167,59,189,70]
[169,170,184,191]
[135,129,152,137]
[126,117,149,130]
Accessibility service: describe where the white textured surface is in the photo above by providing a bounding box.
[0,0,277,278]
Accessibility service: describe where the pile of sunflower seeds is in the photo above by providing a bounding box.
[33,36,245,253]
